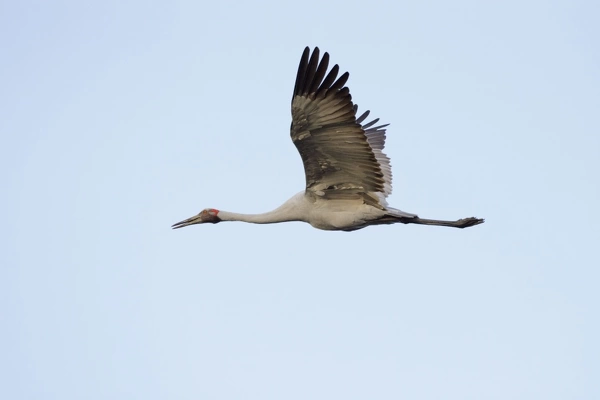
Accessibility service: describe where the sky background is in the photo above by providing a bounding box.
[2,1,599,399]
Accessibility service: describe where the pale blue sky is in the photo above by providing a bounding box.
[2,1,599,399]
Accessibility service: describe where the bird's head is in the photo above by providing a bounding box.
[172,208,221,229]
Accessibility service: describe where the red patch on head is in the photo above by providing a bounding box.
[209,208,219,215]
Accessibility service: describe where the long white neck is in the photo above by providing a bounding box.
[218,210,299,224]
[217,193,306,224]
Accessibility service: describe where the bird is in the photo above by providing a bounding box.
[172,47,484,232]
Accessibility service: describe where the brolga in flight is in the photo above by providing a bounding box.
[172,47,484,232]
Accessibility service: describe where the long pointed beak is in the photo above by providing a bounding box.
[171,214,203,229]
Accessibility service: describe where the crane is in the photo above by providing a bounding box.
[172,47,484,232]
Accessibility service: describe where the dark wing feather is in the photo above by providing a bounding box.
[290,47,391,202]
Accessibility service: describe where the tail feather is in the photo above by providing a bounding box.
[386,207,418,218]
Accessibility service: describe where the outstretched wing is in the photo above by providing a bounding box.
[290,47,393,205]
